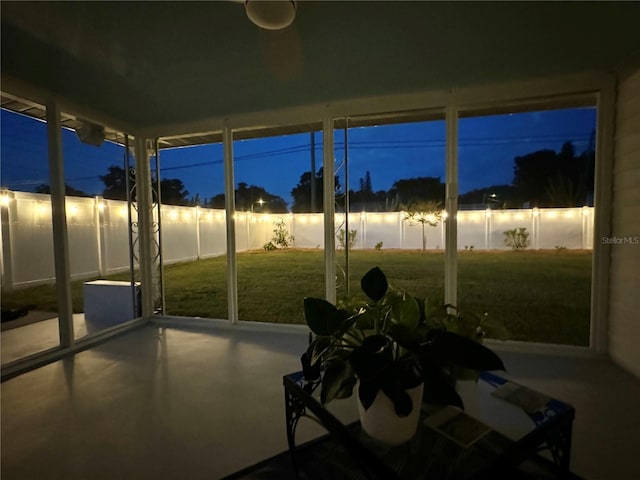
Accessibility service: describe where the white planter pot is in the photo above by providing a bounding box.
[456,379,479,415]
[358,383,424,445]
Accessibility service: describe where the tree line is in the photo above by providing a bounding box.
[35,139,594,211]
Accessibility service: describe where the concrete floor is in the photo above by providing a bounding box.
[1,320,639,480]
[1,313,89,364]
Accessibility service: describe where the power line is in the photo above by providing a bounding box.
[3,132,594,185]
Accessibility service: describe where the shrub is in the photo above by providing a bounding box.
[503,227,530,251]
[337,228,357,249]
[270,218,294,248]
[374,241,383,251]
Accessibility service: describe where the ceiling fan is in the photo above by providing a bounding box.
[242,0,297,31]
[236,1,302,81]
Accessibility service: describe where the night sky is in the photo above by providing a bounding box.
[1,107,596,207]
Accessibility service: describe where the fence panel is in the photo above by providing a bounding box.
[102,199,134,274]
[198,209,227,258]
[161,205,199,264]
[66,196,100,279]
[290,214,324,248]
[10,193,56,285]
[0,190,595,289]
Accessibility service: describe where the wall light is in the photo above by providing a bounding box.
[1,194,10,206]
[582,206,590,216]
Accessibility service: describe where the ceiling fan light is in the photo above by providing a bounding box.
[245,1,296,31]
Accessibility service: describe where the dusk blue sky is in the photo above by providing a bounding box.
[1,107,596,207]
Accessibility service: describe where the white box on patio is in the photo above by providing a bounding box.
[83,280,141,328]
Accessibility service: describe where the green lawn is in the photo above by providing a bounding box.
[2,249,592,346]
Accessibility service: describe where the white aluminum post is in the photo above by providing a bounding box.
[46,101,74,347]
[445,106,459,307]
[485,209,491,249]
[323,117,336,303]
[223,125,239,324]
[196,205,201,260]
[134,137,155,318]
[590,78,616,353]
[95,196,107,276]
[0,190,15,291]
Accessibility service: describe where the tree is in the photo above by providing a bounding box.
[99,165,192,205]
[158,178,190,206]
[209,182,288,213]
[402,200,443,251]
[458,185,519,209]
[359,171,373,196]
[35,184,91,197]
[291,168,340,213]
[388,177,445,210]
[349,170,387,212]
[512,141,592,207]
[100,166,130,200]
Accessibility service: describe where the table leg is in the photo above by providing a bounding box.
[285,387,304,479]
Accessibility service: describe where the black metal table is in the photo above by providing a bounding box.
[283,371,575,480]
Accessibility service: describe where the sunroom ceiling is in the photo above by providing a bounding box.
[2,1,640,148]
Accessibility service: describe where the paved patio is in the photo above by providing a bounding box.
[1,319,639,480]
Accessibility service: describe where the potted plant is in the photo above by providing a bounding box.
[301,267,505,445]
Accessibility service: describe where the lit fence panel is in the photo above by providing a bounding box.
[66,196,100,279]
[101,199,133,275]
[0,190,595,289]
[290,214,324,248]
[9,192,56,285]
[198,209,227,258]
[161,205,200,264]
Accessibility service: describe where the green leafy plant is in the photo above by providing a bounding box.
[263,241,277,251]
[337,228,357,249]
[503,227,530,251]
[302,267,504,417]
[374,241,384,251]
[270,218,294,248]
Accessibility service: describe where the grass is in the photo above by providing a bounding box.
[1,249,592,346]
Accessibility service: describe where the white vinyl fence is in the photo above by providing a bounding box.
[0,190,594,289]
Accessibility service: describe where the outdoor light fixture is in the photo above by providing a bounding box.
[245,0,296,30]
